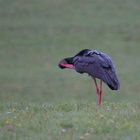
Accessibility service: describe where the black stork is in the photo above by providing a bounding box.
[58,49,120,107]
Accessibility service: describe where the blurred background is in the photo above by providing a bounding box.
[0,0,140,104]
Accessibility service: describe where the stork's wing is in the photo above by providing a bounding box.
[73,53,120,90]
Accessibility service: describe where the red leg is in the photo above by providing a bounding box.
[99,80,102,106]
[93,78,99,96]
[93,78,100,106]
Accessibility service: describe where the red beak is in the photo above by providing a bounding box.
[58,59,74,69]
[59,63,74,69]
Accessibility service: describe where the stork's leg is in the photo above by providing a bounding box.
[93,78,100,106]
[99,80,102,106]
[93,78,99,96]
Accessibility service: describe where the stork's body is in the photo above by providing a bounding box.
[58,49,120,107]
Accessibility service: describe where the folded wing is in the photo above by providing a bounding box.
[73,52,120,90]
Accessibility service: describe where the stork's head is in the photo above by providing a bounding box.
[58,57,74,69]
[58,49,91,69]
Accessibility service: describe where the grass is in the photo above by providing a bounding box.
[0,102,140,140]
[0,0,140,139]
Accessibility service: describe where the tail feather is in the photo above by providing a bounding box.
[103,70,120,90]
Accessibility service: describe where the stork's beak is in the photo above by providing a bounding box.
[58,59,74,69]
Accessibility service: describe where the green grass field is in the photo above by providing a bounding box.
[0,0,140,139]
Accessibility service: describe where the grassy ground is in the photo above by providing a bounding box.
[0,0,140,139]
[0,102,140,140]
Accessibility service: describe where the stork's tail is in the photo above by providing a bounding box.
[104,70,120,90]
